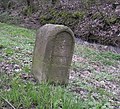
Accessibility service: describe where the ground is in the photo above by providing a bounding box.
[0,22,120,109]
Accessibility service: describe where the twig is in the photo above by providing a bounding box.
[0,96,16,109]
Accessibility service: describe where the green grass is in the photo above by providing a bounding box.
[0,76,111,109]
[74,44,120,66]
[0,77,84,109]
[0,22,119,109]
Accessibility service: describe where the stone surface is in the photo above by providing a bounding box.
[32,24,75,84]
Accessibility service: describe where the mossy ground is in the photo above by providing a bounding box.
[39,9,85,30]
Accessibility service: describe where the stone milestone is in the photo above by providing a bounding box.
[32,24,75,84]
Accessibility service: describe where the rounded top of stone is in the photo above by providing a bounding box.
[37,24,75,43]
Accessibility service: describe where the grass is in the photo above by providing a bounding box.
[0,22,120,109]
[74,44,120,66]
[1,77,83,109]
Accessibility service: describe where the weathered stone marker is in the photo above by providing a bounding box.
[32,24,75,84]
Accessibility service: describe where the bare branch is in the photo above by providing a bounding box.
[1,96,16,109]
